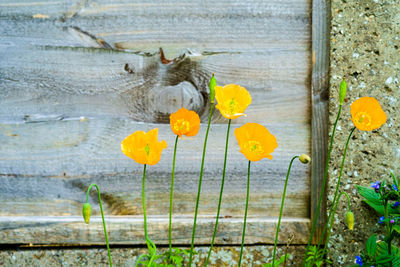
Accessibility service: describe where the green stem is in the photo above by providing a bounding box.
[342,191,351,211]
[384,199,392,267]
[189,104,214,266]
[238,161,251,267]
[142,164,157,266]
[328,192,351,227]
[272,156,299,265]
[303,105,342,266]
[320,127,355,258]
[169,135,179,257]
[320,191,351,263]
[205,119,232,267]
[86,184,113,267]
[143,164,149,238]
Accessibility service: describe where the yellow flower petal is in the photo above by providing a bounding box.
[234,123,278,162]
[169,107,201,137]
[350,97,387,131]
[215,84,251,120]
[121,128,167,165]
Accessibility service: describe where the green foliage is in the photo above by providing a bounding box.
[366,235,377,258]
[357,185,398,215]
[135,248,194,267]
[357,185,386,215]
[303,246,331,267]
[161,248,192,267]
[262,253,291,267]
[356,174,400,267]
[352,241,400,267]
[391,172,399,190]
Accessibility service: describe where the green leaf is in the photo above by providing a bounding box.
[393,256,400,265]
[276,254,291,266]
[366,234,377,257]
[357,185,385,215]
[391,172,399,188]
[376,254,393,264]
[376,241,400,257]
[393,225,400,235]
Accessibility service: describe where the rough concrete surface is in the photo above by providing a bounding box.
[328,0,400,265]
[0,245,304,266]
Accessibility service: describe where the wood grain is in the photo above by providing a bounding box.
[311,0,331,243]
[0,216,310,245]
[0,0,317,245]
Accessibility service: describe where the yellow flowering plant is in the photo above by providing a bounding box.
[304,80,389,267]
[234,123,278,266]
[205,82,252,266]
[121,128,167,266]
[79,74,394,267]
[166,107,200,264]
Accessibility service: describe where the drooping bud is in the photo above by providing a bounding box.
[209,73,216,104]
[339,79,347,105]
[299,154,311,164]
[345,211,354,230]
[82,202,92,224]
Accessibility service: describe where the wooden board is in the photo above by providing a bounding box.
[0,0,323,245]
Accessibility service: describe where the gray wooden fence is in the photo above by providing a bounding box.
[0,0,329,246]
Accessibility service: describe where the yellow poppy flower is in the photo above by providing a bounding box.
[169,107,200,137]
[234,123,278,162]
[215,84,252,119]
[350,97,387,131]
[121,128,167,165]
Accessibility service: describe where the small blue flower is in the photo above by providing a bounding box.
[392,202,400,208]
[393,184,398,191]
[371,181,380,192]
[355,255,362,266]
[379,216,385,224]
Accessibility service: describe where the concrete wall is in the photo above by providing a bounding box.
[328,0,400,264]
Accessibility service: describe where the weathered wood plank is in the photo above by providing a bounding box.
[0,216,310,245]
[0,0,311,51]
[0,0,315,245]
[311,0,331,243]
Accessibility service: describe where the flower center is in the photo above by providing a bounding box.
[355,112,371,126]
[145,144,150,155]
[245,140,264,154]
[173,119,190,133]
[225,98,237,114]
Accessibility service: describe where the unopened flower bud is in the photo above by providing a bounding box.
[299,154,311,164]
[339,79,347,105]
[209,73,216,104]
[345,211,354,230]
[82,202,92,224]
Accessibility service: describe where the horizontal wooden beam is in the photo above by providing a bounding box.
[0,216,310,245]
